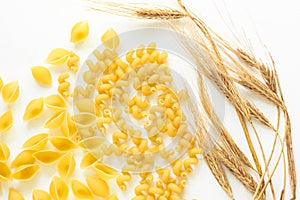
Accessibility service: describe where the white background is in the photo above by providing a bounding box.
[0,0,299,199]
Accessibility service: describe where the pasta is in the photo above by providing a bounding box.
[22,133,48,151]
[44,111,66,129]
[49,176,69,200]
[44,94,67,111]
[8,188,24,200]
[12,164,40,181]
[80,152,97,169]
[86,176,110,197]
[33,150,63,165]
[45,48,71,65]
[1,80,19,103]
[32,189,51,200]
[0,161,11,181]
[70,21,89,43]
[49,136,77,151]
[101,28,119,49]
[0,141,10,161]
[93,162,119,180]
[61,112,77,138]
[31,66,52,86]
[23,97,44,121]
[57,73,71,97]
[11,150,35,168]
[134,183,149,196]
[67,52,80,73]
[71,179,93,199]
[58,152,76,178]
[116,172,132,191]
[106,194,119,200]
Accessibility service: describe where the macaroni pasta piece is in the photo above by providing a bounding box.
[57,73,71,97]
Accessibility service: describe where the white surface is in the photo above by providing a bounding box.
[0,0,299,199]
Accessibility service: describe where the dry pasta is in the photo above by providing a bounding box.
[70,21,89,43]
[80,152,97,169]
[101,28,119,49]
[57,73,71,97]
[93,162,119,180]
[44,111,66,129]
[49,136,77,151]
[116,172,132,191]
[8,188,24,200]
[49,176,69,200]
[58,152,76,178]
[32,189,51,200]
[31,66,52,86]
[23,97,44,121]
[33,150,63,165]
[22,133,48,151]
[12,164,40,181]
[0,161,11,181]
[44,94,67,111]
[71,179,93,199]
[1,80,19,103]
[0,141,10,161]
[11,150,35,168]
[45,48,71,65]
[86,175,110,198]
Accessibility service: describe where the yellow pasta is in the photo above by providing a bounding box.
[134,183,149,196]
[1,80,19,103]
[0,161,11,180]
[70,21,89,43]
[71,179,93,199]
[148,187,164,196]
[49,136,77,151]
[67,53,80,72]
[45,48,71,65]
[22,133,48,151]
[32,189,51,200]
[79,136,105,150]
[80,152,97,169]
[33,150,63,165]
[57,73,71,97]
[116,172,131,191]
[167,183,183,194]
[0,141,10,160]
[11,150,35,168]
[8,188,24,200]
[61,112,77,138]
[101,28,119,49]
[12,164,40,181]
[31,66,52,86]
[58,152,76,178]
[93,162,119,180]
[44,94,67,111]
[0,110,13,133]
[23,97,44,121]
[85,176,110,198]
[107,194,119,200]
[44,111,66,129]
[49,176,69,200]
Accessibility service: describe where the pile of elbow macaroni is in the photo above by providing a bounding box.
[0,21,202,200]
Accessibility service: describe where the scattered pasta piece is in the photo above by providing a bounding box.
[49,176,69,200]
[23,97,44,121]
[32,189,51,200]
[8,188,24,200]
[57,73,71,97]
[0,110,13,133]
[11,150,35,168]
[31,66,52,86]
[101,28,119,49]
[70,21,89,43]
[86,176,110,198]
[71,179,93,199]
[33,150,63,165]
[0,141,10,161]
[12,164,40,181]
[45,48,71,65]
[22,133,48,151]
[44,94,67,111]
[50,136,77,151]
[61,112,77,137]
[0,161,12,180]
[1,80,19,104]
[93,162,119,180]
[44,111,66,129]
[80,152,97,169]
[58,152,76,178]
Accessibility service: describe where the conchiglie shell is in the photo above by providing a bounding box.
[23,97,44,121]
[32,189,51,200]
[44,111,66,129]
[0,141,10,160]
[1,80,19,104]
[93,162,119,180]
[0,110,13,133]
[49,176,69,200]
[80,152,97,169]
[107,194,119,200]
[79,136,105,150]
[8,188,24,200]
[31,66,52,86]
[45,48,71,65]
[58,152,75,179]
[0,161,12,180]
[11,150,35,168]
[75,98,95,113]
[71,179,93,199]
[74,112,97,128]
[50,136,77,151]
[33,150,63,165]
[70,21,89,43]
[12,164,40,181]
[44,94,67,111]
[101,28,119,49]
[22,133,48,151]
[61,113,77,138]
[86,176,110,198]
